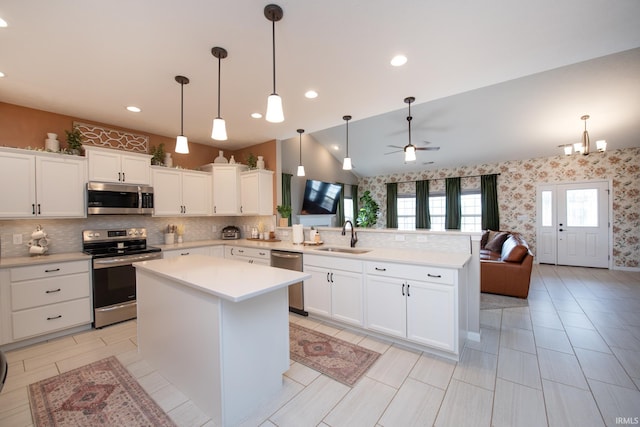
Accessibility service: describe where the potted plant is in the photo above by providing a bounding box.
[356,190,379,228]
[276,205,292,227]
[150,143,165,166]
[246,152,257,169]
[65,127,84,155]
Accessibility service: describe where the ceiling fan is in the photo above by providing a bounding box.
[385,143,440,155]
[385,97,441,161]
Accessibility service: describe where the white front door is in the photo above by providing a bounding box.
[536,181,610,268]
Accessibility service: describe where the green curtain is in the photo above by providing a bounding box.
[386,182,398,228]
[481,174,500,230]
[416,180,431,229]
[351,184,359,225]
[281,173,292,226]
[336,183,345,226]
[445,177,461,230]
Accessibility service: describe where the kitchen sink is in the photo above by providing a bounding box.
[314,247,371,254]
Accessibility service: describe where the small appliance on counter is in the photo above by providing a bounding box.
[221,225,241,240]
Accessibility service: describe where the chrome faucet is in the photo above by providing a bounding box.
[341,220,358,247]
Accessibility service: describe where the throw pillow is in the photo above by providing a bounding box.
[480,231,490,249]
[485,231,510,253]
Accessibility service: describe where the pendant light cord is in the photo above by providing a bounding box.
[180,81,184,136]
[299,133,302,164]
[272,19,277,95]
[217,56,222,118]
[407,100,413,147]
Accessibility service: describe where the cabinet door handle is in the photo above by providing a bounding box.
[326,272,330,283]
[44,268,60,273]
[259,252,266,256]
[45,288,61,293]
[407,284,411,297]
[122,172,126,182]
[37,204,41,214]
[47,315,62,320]
[375,267,386,271]
[330,272,334,283]
[214,206,217,213]
[240,206,243,213]
[118,172,122,181]
[402,283,405,296]
[238,249,244,253]
[427,273,442,278]
[32,203,36,215]
[180,252,190,256]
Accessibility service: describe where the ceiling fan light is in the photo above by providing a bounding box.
[596,139,607,152]
[175,135,189,154]
[404,144,416,162]
[211,117,227,141]
[343,157,352,170]
[297,165,305,177]
[266,94,284,123]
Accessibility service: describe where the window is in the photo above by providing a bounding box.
[461,193,481,232]
[397,196,416,230]
[429,196,446,231]
[344,197,354,224]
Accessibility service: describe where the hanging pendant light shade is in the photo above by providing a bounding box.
[563,114,607,155]
[342,115,352,170]
[264,4,284,123]
[403,96,416,162]
[297,128,305,176]
[211,47,228,141]
[174,75,190,154]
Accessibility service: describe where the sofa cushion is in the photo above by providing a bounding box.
[503,244,529,262]
[484,231,510,252]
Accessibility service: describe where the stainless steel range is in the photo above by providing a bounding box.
[82,228,161,328]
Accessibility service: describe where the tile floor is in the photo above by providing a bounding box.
[1,264,640,426]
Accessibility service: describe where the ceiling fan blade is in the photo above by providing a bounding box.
[415,146,440,151]
[386,145,405,149]
[384,150,402,155]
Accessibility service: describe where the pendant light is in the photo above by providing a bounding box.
[174,76,190,154]
[403,96,416,162]
[569,114,606,155]
[297,129,305,176]
[264,4,284,123]
[211,47,228,141]
[342,115,353,170]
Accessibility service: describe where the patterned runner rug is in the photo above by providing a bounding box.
[28,356,176,427]
[290,322,380,386]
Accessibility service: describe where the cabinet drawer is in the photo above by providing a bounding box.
[12,297,91,340]
[163,246,211,258]
[304,254,363,272]
[227,246,270,260]
[365,261,454,285]
[11,273,90,310]
[11,260,89,282]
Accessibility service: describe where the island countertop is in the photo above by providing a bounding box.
[133,254,310,302]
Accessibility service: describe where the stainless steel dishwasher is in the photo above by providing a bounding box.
[271,250,307,316]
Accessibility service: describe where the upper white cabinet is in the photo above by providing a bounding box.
[240,170,274,215]
[85,145,151,184]
[201,164,248,215]
[152,167,211,216]
[0,148,87,219]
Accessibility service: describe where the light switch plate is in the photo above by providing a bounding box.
[13,234,23,244]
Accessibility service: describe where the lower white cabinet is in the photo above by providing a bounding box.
[224,246,270,265]
[163,246,212,259]
[365,261,458,352]
[1,259,92,344]
[303,254,363,326]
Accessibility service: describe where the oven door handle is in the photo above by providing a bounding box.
[93,253,161,269]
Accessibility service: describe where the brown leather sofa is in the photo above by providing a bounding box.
[480,231,533,298]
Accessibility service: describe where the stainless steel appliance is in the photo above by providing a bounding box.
[87,182,154,215]
[83,228,161,328]
[271,250,307,316]
[221,225,241,240]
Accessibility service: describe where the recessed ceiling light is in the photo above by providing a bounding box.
[251,112,263,119]
[390,55,407,67]
[332,145,340,151]
[0,18,8,28]
[305,90,318,99]
[126,106,141,113]
[0,72,5,78]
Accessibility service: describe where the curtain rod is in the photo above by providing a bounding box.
[385,172,501,185]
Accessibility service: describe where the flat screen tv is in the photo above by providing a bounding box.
[301,179,342,215]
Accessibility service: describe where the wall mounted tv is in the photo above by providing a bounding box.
[301,180,342,215]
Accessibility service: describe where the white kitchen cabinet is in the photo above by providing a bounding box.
[210,245,224,258]
[0,148,87,219]
[85,145,151,184]
[152,167,211,216]
[240,169,274,215]
[201,164,247,215]
[303,254,363,326]
[224,246,270,265]
[0,259,92,344]
[163,246,212,259]
[365,261,458,352]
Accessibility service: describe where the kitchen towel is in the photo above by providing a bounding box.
[292,224,304,244]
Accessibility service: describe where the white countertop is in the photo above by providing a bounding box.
[158,239,471,269]
[0,252,91,268]
[133,254,310,302]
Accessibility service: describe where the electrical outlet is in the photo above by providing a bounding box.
[211,225,217,233]
[395,234,405,241]
[13,234,23,245]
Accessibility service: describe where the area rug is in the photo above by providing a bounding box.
[289,323,380,386]
[28,356,176,427]
[481,292,529,310]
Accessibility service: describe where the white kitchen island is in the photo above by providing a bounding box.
[133,254,310,426]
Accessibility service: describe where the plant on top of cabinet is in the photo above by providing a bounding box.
[246,152,257,169]
[64,127,84,155]
[357,190,379,228]
[150,143,165,165]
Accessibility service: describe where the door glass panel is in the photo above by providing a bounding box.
[566,189,598,227]
[541,190,553,227]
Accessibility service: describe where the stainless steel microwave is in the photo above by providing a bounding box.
[87,182,154,215]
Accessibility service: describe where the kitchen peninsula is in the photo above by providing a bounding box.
[133,254,310,426]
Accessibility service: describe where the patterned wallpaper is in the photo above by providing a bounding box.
[359,147,640,269]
